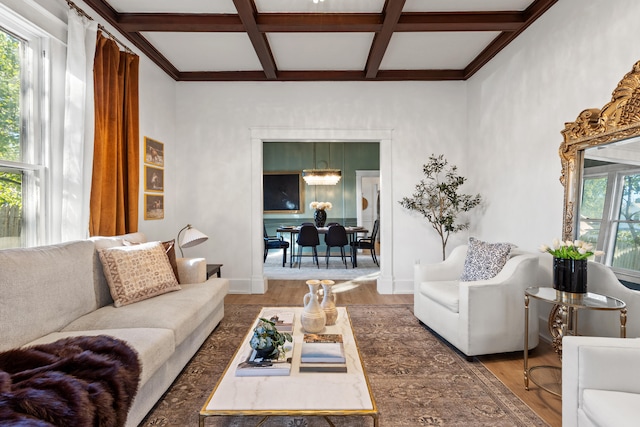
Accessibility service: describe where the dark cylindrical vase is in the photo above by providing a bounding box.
[254,345,276,359]
[314,209,327,227]
[553,258,588,293]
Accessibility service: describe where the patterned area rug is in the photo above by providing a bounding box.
[140,305,547,426]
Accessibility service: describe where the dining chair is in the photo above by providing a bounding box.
[324,225,350,268]
[263,224,289,267]
[295,225,320,268]
[350,219,379,267]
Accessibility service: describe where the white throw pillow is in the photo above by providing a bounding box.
[98,241,181,307]
[460,237,512,281]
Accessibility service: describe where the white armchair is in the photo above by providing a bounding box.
[414,245,540,357]
[562,336,640,427]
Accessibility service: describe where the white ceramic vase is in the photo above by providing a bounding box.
[301,280,326,333]
[319,279,338,326]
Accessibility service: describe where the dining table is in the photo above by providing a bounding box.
[276,225,369,268]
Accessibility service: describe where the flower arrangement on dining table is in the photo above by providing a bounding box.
[309,201,332,211]
[539,238,604,260]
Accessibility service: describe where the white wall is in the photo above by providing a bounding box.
[466,0,640,252]
[173,82,467,293]
[136,58,177,239]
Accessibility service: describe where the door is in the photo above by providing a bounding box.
[356,171,380,236]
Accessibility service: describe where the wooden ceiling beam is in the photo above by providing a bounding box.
[118,14,244,32]
[463,0,558,79]
[396,12,524,32]
[232,0,277,80]
[177,69,464,82]
[82,0,558,82]
[81,0,180,80]
[116,12,527,33]
[257,13,382,32]
[365,0,406,79]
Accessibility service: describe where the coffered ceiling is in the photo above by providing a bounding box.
[82,0,557,82]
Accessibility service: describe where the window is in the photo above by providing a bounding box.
[580,164,640,278]
[0,17,47,249]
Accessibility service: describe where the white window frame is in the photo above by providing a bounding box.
[582,164,640,281]
[0,10,49,248]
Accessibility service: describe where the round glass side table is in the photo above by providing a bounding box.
[523,286,626,397]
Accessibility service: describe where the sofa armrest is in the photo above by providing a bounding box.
[562,336,640,427]
[459,254,540,347]
[414,245,468,287]
[176,257,207,284]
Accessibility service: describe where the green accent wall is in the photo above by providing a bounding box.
[263,142,379,232]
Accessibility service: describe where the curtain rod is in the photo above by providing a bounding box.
[65,0,135,55]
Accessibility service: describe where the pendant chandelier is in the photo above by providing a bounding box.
[302,143,342,186]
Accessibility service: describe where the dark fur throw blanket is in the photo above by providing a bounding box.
[0,335,140,427]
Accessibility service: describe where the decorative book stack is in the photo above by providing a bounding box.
[299,333,347,373]
[265,311,294,333]
[235,343,294,377]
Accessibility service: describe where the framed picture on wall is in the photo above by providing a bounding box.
[145,165,164,192]
[144,137,164,167]
[263,172,304,213]
[144,194,164,220]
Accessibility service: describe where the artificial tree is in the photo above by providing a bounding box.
[399,154,482,260]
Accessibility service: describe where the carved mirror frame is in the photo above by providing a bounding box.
[560,60,640,240]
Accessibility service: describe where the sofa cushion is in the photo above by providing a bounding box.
[25,328,175,385]
[98,241,180,307]
[61,280,227,347]
[460,237,512,281]
[582,389,640,427]
[419,280,460,313]
[91,232,147,307]
[0,240,97,352]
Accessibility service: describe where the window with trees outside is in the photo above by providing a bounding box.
[580,161,640,280]
[0,18,46,249]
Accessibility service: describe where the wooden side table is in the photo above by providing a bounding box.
[206,264,223,279]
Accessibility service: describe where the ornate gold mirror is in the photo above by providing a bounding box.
[560,60,640,241]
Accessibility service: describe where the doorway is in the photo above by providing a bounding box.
[250,128,394,294]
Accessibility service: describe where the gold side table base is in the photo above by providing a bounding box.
[524,286,626,398]
[528,365,562,397]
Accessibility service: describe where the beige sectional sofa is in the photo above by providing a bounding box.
[0,232,229,426]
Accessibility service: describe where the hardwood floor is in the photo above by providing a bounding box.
[225,280,562,426]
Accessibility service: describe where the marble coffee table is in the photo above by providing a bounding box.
[199,306,378,426]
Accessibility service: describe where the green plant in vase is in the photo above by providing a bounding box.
[540,238,605,293]
[250,318,292,359]
[539,238,603,260]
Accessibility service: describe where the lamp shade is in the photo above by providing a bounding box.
[176,224,208,257]
[302,169,342,186]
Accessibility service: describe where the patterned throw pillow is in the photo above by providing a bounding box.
[460,237,512,282]
[99,241,181,307]
[123,239,180,283]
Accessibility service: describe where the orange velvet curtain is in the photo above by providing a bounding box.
[89,33,140,236]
